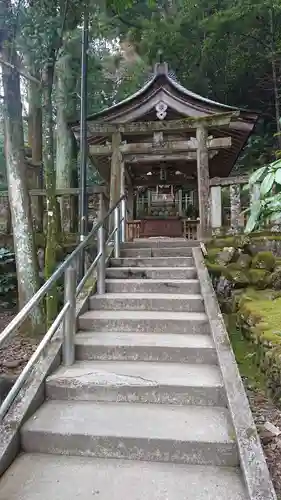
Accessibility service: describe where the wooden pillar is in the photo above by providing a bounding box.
[110,131,122,208]
[127,184,134,219]
[210,185,222,231]
[178,189,183,216]
[196,126,210,239]
[230,184,241,233]
[120,160,125,198]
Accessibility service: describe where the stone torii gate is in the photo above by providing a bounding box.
[72,62,258,240]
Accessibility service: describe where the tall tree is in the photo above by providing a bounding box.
[0,0,44,332]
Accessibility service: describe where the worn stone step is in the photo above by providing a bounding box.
[75,331,217,364]
[46,360,225,406]
[0,454,248,500]
[122,239,199,248]
[89,293,205,313]
[110,257,194,268]
[21,401,238,466]
[106,267,197,280]
[105,278,201,294]
[151,246,195,257]
[120,246,194,257]
[120,247,152,258]
[78,310,210,335]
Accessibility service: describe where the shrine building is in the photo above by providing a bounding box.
[72,61,258,240]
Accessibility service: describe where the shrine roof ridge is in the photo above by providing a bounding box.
[70,62,259,127]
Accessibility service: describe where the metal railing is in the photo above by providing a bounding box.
[0,193,126,421]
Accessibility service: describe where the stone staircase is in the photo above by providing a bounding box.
[0,239,264,499]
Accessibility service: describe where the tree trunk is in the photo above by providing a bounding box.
[56,52,78,232]
[28,77,44,231]
[1,0,44,333]
[42,59,60,326]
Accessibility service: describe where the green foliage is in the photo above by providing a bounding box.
[245,157,281,232]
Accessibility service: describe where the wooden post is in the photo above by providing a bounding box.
[127,184,134,219]
[178,189,183,216]
[210,185,222,232]
[120,160,125,198]
[110,131,122,208]
[230,184,241,233]
[196,126,210,239]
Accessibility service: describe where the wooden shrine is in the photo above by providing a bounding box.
[71,62,258,240]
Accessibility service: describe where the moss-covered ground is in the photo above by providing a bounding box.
[226,314,267,392]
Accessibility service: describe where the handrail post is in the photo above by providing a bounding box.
[97,193,106,294]
[120,197,126,243]
[114,205,120,258]
[63,266,77,366]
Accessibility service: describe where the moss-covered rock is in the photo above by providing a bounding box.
[252,251,276,272]
[236,253,252,269]
[207,246,237,266]
[206,261,225,277]
[208,237,236,249]
[206,247,221,264]
[216,247,236,265]
[224,264,250,288]
[248,269,271,290]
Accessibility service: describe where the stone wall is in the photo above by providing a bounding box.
[205,233,281,403]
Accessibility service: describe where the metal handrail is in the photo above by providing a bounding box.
[0,193,126,421]
[0,194,125,348]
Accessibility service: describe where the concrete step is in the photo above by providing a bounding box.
[120,246,194,257]
[75,331,217,364]
[78,310,210,335]
[105,278,201,294]
[152,246,195,257]
[46,360,225,406]
[120,247,152,258]
[21,400,238,466]
[122,239,200,248]
[110,257,194,268]
[0,454,249,500]
[89,293,205,313]
[106,267,197,280]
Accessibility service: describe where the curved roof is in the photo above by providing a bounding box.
[71,62,259,180]
[82,62,257,123]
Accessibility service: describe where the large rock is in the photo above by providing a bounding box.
[236,253,252,269]
[252,251,276,272]
[224,264,250,288]
[248,269,271,290]
[216,247,236,266]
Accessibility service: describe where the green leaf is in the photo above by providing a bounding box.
[275,168,281,185]
[270,212,281,222]
[249,166,267,185]
[245,200,261,233]
[270,158,281,168]
[260,172,275,196]
[245,212,259,233]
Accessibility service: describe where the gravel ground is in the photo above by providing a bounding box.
[0,310,39,376]
[245,383,281,499]
[0,311,281,497]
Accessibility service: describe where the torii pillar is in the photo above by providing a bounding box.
[196,125,210,240]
